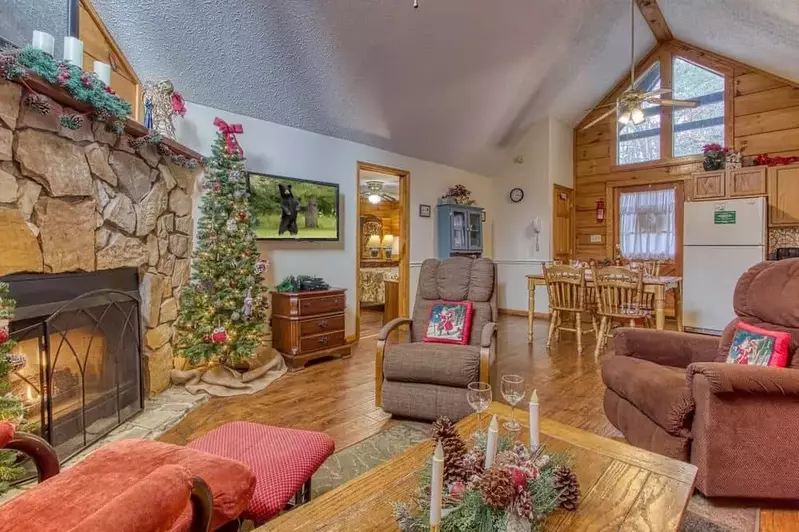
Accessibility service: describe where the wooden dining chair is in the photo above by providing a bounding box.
[543,264,595,354]
[592,266,649,357]
[630,260,662,328]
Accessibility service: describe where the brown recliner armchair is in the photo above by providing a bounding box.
[602,258,799,499]
[375,257,497,421]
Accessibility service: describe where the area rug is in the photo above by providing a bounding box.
[310,423,758,531]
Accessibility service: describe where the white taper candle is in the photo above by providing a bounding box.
[63,37,83,67]
[484,415,499,469]
[529,389,540,448]
[93,61,111,85]
[32,31,55,55]
[430,441,444,527]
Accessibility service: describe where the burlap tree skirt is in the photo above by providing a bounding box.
[170,347,287,397]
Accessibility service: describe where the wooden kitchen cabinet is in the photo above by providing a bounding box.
[727,167,767,198]
[692,170,726,199]
[768,164,799,226]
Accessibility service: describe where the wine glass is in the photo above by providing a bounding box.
[467,382,492,433]
[501,375,525,432]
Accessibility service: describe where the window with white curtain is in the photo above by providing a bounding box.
[619,188,676,260]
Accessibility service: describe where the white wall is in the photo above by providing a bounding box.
[492,116,574,313]
[176,102,495,336]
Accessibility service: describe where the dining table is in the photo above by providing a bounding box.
[526,271,683,343]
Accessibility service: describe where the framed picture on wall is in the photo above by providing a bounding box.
[419,204,431,218]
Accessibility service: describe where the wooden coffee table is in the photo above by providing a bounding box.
[259,402,697,531]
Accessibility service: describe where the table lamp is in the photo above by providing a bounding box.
[367,235,382,257]
[381,234,395,258]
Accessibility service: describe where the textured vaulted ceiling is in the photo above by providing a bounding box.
[91,1,799,175]
[91,0,656,174]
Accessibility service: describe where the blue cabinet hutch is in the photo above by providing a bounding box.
[436,204,484,258]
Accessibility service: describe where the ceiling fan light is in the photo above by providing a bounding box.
[618,111,632,125]
[368,194,381,204]
[631,107,645,125]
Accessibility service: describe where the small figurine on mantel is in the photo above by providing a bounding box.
[142,79,186,139]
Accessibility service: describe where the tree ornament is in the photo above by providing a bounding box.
[226,218,238,233]
[6,352,26,371]
[229,279,237,288]
[202,335,212,344]
[478,467,515,509]
[233,190,244,200]
[211,326,228,343]
[229,170,242,182]
[213,183,221,193]
[24,93,51,115]
[231,312,241,322]
[431,417,469,483]
[553,466,580,511]
[0,328,8,345]
[243,291,253,318]
[194,284,202,293]
[254,259,268,275]
[237,210,248,221]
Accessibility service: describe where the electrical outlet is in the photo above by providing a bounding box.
[590,234,602,243]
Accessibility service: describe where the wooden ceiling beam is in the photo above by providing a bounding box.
[635,0,674,43]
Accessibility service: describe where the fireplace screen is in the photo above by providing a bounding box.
[5,269,143,461]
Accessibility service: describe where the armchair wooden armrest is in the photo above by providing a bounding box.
[375,317,413,407]
[479,322,497,384]
[4,430,60,483]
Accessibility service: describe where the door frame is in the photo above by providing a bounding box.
[552,184,575,262]
[355,162,411,341]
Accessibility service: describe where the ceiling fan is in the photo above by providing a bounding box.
[581,0,698,130]
[360,181,396,204]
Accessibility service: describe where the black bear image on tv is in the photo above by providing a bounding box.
[248,172,340,241]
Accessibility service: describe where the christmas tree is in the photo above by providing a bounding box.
[0,283,26,491]
[174,120,268,366]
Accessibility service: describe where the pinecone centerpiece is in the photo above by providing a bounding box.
[431,417,468,483]
[479,467,515,508]
[553,466,581,511]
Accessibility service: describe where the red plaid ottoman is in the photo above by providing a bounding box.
[187,421,335,523]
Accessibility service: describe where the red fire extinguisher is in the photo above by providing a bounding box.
[596,199,605,223]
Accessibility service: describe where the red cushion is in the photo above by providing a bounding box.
[187,422,335,522]
[0,439,255,532]
[726,321,791,368]
[422,300,474,345]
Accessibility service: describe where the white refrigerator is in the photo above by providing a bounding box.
[682,197,766,334]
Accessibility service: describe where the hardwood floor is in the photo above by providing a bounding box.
[159,315,617,447]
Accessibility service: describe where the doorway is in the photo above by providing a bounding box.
[552,184,574,263]
[355,162,410,340]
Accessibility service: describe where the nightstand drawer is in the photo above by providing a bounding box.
[299,294,345,316]
[300,331,346,353]
[300,314,345,337]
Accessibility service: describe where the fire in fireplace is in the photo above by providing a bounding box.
[3,268,143,461]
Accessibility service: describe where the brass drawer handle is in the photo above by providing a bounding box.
[319,320,329,329]
[319,336,329,345]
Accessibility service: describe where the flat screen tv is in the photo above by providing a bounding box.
[248,172,340,241]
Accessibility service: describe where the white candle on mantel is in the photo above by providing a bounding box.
[32,31,55,55]
[529,389,540,449]
[93,61,112,85]
[430,442,444,528]
[484,415,499,469]
[63,37,83,68]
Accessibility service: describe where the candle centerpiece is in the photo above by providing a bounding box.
[394,414,580,532]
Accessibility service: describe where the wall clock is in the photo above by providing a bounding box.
[509,188,524,203]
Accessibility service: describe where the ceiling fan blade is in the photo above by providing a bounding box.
[644,88,672,97]
[581,106,618,130]
[659,98,699,108]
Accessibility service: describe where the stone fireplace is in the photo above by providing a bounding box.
[0,78,200,397]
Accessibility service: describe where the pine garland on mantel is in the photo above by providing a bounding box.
[0,46,203,169]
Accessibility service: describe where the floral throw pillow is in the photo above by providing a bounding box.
[726,322,790,368]
[423,301,474,345]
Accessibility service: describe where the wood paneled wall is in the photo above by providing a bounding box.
[575,40,799,260]
[360,199,401,236]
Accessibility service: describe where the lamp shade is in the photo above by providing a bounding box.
[381,234,394,248]
[367,235,382,248]
[391,236,400,256]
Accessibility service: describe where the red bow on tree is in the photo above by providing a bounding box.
[213,117,244,158]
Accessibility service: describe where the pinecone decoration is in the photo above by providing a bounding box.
[157,143,173,157]
[24,93,51,115]
[128,136,147,150]
[553,466,580,511]
[431,417,468,483]
[479,466,515,509]
[462,448,485,480]
[494,450,522,468]
[514,486,533,519]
